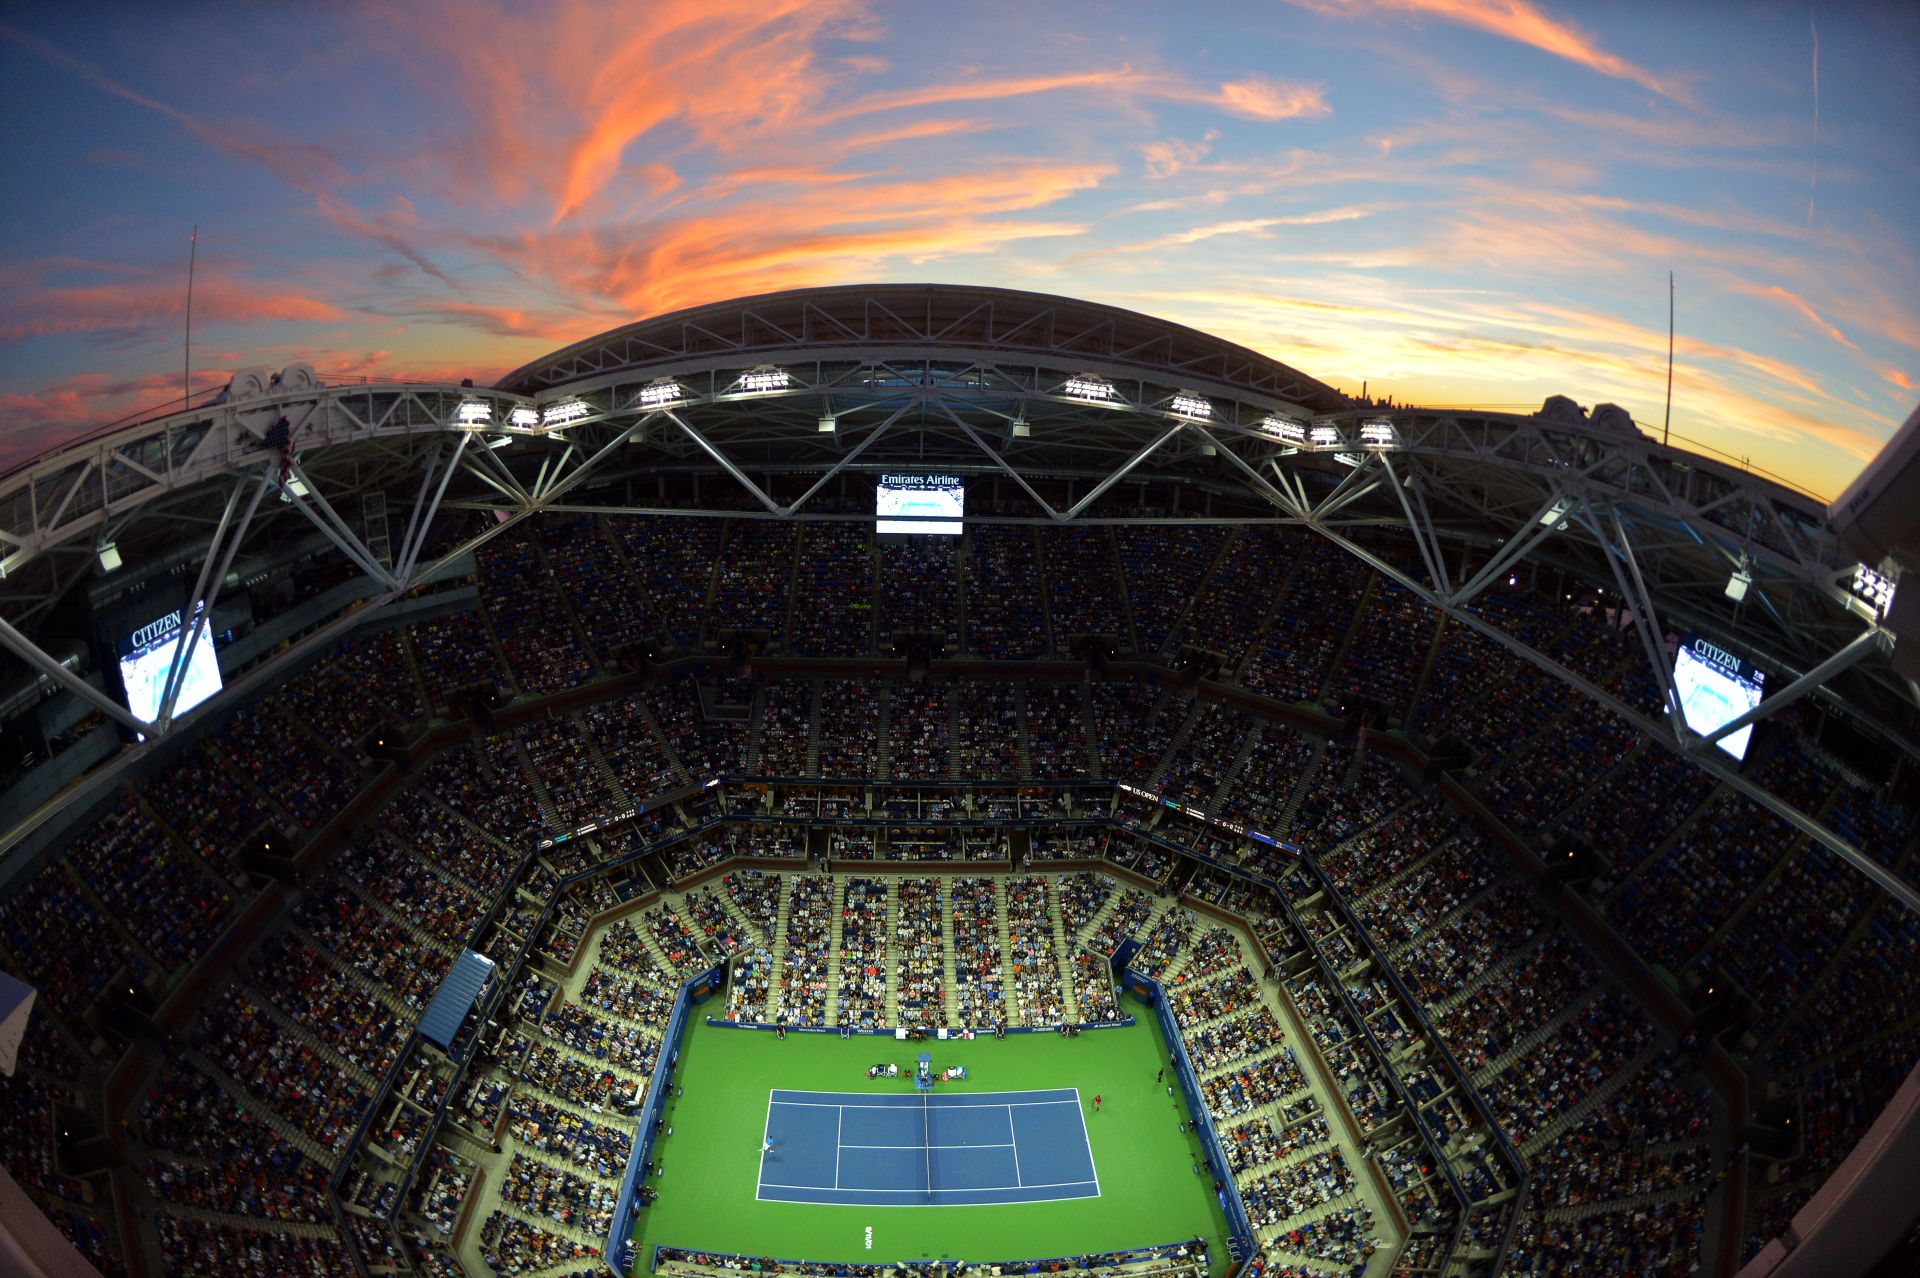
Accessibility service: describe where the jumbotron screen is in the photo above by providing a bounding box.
[876,473,964,535]
[1671,633,1763,760]
[119,608,223,733]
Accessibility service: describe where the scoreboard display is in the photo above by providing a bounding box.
[1671,633,1764,760]
[876,474,964,535]
[118,607,223,735]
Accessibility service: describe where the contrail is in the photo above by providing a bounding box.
[1807,10,1819,227]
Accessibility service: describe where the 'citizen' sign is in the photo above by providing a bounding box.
[129,610,183,650]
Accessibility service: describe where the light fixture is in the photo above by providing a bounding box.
[635,378,686,409]
[1851,564,1895,616]
[1309,425,1342,448]
[1062,374,1116,402]
[541,399,592,428]
[508,406,539,429]
[455,400,492,425]
[96,541,122,573]
[1725,569,1752,603]
[738,365,791,394]
[1258,416,1307,443]
[1169,392,1211,420]
[1359,421,1395,447]
[1010,415,1030,438]
[1539,498,1572,528]
[818,415,838,433]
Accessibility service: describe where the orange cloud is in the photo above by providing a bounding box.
[1204,76,1333,121]
[0,272,344,343]
[1291,0,1682,99]
[1725,280,1858,352]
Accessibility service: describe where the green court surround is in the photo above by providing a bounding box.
[632,1002,1232,1274]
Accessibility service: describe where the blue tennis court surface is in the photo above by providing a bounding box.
[757,1087,1099,1206]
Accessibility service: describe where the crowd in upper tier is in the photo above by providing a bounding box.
[0,509,1913,1276]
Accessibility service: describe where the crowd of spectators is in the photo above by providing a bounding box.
[788,520,874,656]
[838,877,890,1028]
[538,515,662,666]
[879,536,960,643]
[954,679,1022,778]
[608,512,723,648]
[476,525,599,693]
[818,679,880,777]
[1005,875,1069,1024]
[894,877,947,1027]
[1027,681,1094,779]
[966,522,1047,657]
[709,522,797,641]
[888,682,951,780]
[950,876,1004,1025]
[1242,539,1370,704]
[757,678,813,776]
[778,874,835,1025]
[1115,522,1229,653]
[1169,527,1287,670]
[1040,523,1132,645]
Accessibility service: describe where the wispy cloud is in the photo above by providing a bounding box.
[1290,0,1684,100]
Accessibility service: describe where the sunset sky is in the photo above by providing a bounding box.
[1,1,1915,500]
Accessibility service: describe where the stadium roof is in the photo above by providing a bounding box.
[0,282,1910,906]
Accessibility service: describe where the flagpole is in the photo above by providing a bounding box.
[184,226,198,412]
[1663,270,1674,448]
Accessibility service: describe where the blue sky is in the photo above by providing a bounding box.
[1,0,1915,498]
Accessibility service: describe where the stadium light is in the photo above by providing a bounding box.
[1309,425,1343,448]
[455,400,492,425]
[96,541,121,573]
[541,399,592,428]
[1539,498,1572,528]
[508,406,539,429]
[1010,414,1030,438]
[1061,374,1116,403]
[1359,420,1395,447]
[1258,415,1307,443]
[1169,392,1212,420]
[737,365,792,394]
[634,378,686,409]
[818,415,838,433]
[1851,564,1895,616]
[1725,568,1752,603]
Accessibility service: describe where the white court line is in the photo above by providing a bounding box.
[1073,1086,1101,1198]
[1007,1104,1023,1187]
[761,1179,1097,1193]
[759,1087,774,1188]
[839,1142,1015,1150]
[834,1104,842,1189]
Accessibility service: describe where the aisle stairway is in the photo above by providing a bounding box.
[824,876,847,1027]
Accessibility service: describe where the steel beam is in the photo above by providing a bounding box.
[0,616,147,735]
[937,403,1063,519]
[786,400,916,515]
[1697,627,1888,749]
[284,458,400,589]
[394,432,468,585]
[1449,490,1569,608]
[660,409,782,514]
[1188,425,1306,519]
[159,468,274,733]
[1062,420,1186,520]
[1380,453,1451,595]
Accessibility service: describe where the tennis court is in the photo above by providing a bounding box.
[756,1087,1100,1206]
